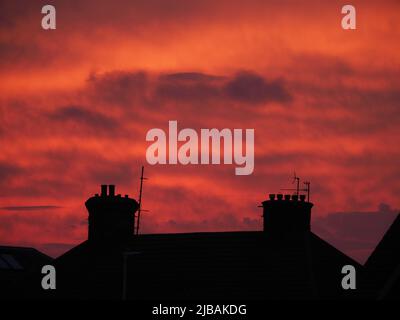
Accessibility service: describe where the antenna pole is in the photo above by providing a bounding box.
[293,172,300,196]
[136,166,146,235]
[304,181,310,202]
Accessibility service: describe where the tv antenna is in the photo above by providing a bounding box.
[135,166,148,235]
[281,171,300,195]
[292,171,300,195]
[281,172,311,201]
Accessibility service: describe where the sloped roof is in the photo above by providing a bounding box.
[53,231,362,300]
[364,213,400,299]
[0,246,51,271]
[0,245,52,299]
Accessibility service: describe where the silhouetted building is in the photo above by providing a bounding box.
[40,187,363,300]
[5,184,400,300]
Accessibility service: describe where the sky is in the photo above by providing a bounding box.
[0,0,399,262]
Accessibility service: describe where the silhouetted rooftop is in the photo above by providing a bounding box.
[0,246,52,299]
[364,214,400,299]
[51,230,362,300]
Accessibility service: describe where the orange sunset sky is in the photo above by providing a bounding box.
[0,0,400,262]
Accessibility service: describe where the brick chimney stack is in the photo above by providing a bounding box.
[261,193,313,234]
[85,185,139,243]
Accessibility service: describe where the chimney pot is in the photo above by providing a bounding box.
[284,194,291,201]
[269,193,276,201]
[109,185,115,197]
[277,194,283,200]
[101,185,107,197]
[292,194,299,201]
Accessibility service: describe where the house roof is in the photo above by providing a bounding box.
[0,246,52,272]
[0,245,52,299]
[52,231,362,300]
[364,213,400,299]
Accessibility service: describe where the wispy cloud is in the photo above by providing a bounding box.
[0,206,62,211]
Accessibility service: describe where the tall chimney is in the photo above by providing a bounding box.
[86,185,139,243]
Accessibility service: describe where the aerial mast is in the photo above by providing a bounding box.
[280,172,311,201]
[136,166,148,235]
[293,172,300,196]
